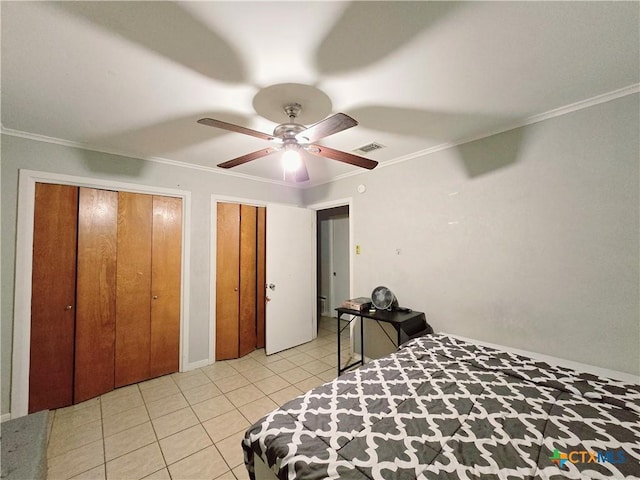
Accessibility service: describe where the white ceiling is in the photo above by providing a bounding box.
[2,1,638,187]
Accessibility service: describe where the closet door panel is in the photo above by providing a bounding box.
[29,183,78,413]
[150,196,182,378]
[256,207,266,349]
[239,205,257,357]
[75,188,118,403]
[216,203,240,360]
[115,192,152,387]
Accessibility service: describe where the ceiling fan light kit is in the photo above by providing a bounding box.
[197,102,378,183]
[282,147,302,172]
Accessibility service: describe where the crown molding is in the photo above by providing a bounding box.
[3,83,638,190]
[378,83,640,172]
[306,83,640,188]
[0,127,300,189]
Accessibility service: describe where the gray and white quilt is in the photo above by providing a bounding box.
[242,334,640,479]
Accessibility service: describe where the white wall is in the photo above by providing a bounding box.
[303,94,640,373]
[0,134,303,416]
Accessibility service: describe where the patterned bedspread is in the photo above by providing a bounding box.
[242,334,640,479]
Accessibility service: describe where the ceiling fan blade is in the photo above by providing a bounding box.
[217,148,277,169]
[198,118,279,142]
[309,145,378,170]
[296,113,357,143]
[284,158,310,183]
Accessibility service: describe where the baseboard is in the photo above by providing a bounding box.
[183,358,210,371]
[1,412,12,423]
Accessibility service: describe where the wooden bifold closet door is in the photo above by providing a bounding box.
[216,203,240,360]
[115,192,153,387]
[29,184,79,413]
[75,187,118,403]
[115,192,182,387]
[29,184,182,412]
[216,202,265,360]
[150,196,182,378]
[239,204,257,357]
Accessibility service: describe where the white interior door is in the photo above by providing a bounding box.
[330,215,350,313]
[265,203,315,354]
[318,218,332,315]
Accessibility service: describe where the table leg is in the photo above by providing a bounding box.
[337,313,341,376]
[360,315,364,367]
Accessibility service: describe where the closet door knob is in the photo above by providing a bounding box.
[234,287,238,292]
[152,295,158,300]
[65,305,73,310]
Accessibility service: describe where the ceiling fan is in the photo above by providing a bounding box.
[197,103,378,182]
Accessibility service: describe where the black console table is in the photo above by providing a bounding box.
[335,307,432,376]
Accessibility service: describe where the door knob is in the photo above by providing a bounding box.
[152,295,158,300]
[268,283,276,291]
[65,305,73,310]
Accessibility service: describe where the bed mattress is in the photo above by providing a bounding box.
[242,334,640,479]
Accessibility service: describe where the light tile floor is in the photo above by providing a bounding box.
[46,317,352,480]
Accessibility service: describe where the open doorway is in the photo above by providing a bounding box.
[316,205,349,326]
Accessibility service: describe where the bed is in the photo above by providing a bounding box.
[242,333,640,479]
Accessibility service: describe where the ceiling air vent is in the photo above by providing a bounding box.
[354,142,385,154]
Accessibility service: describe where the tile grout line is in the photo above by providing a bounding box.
[47,317,347,480]
[140,381,169,480]
[163,367,245,476]
[100,394,106,480]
